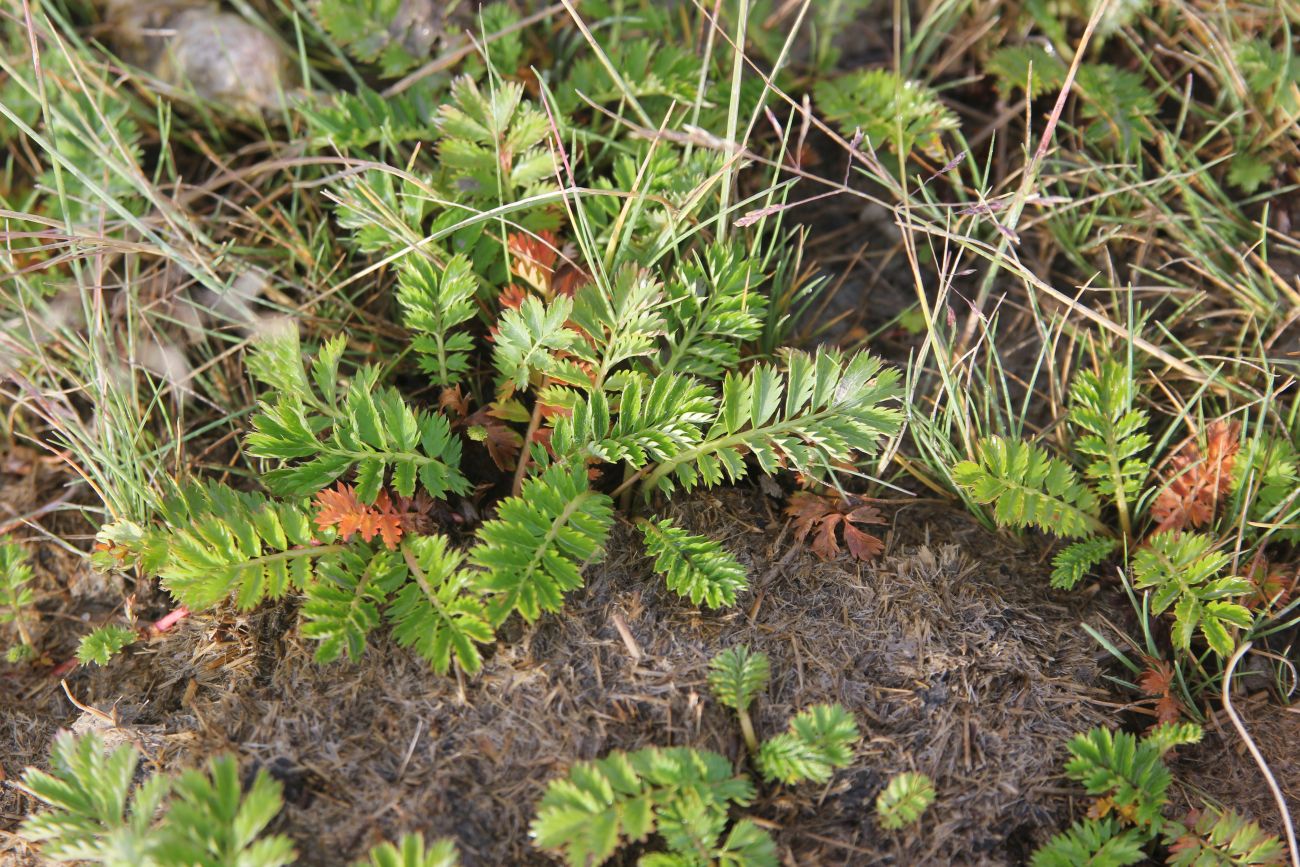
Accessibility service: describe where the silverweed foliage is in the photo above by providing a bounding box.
[1032,723,1284,866]
[88,20,904,684]
[531,747,776,867]
[876,772,937,831]
[19,732,460,867]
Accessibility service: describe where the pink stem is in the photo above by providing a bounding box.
[152,606,190,633]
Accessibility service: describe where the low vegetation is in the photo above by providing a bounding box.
[1,0,1296,862]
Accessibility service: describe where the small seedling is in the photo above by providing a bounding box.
[531,746,776,867]
[707,644,770,753]
[75,625,137,666]
[876,772,936,830]
[755,703,860,786]
[352,832,461,867]
[707,647,861,785]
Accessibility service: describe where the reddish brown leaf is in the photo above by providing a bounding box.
[1137,659,1174,697]
[843,522,885,560]
[499,283,528,311]
[786,492,887,562]
[811,514,843,560]
[369,491,405,550]
[786,491,835,540]
[314,484,369,541]
[508,230,559,293]
[438,385,470,420]
[552,262,591,297]
[1242,554,1295,611]
[313,484,410,550]
[464,406,523,472]
[1137,658,1183,726]
[1151,420,1240,534]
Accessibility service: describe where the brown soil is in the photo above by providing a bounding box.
[2,486,1296,866]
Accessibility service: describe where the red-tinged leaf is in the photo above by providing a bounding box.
[466,416,523,471]
[368,490,405,550]
[842,522,885,560]
[508,230,559,293]
[1151,420,1240,534]
[1154,693,1183,726]
[1242,555,1294,611]
[1137,659,1174,697]
[786,491,835,540]
[845,503,886,527]
[313,484,411,550]
[314,484,368,540]
[499,283,528,311]
[811,514,843,560]
[786,492,887,562]
[552,262,590,297]
[439,385,470,420]
[1137,658,1183,726]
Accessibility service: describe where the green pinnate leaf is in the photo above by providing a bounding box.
[531,747,758,867]
[471,463,614,626]
[1031,818,1147,867]
[1051,537,1120,590]
[76,625,137,666]
[355,833,461,867]
[398,254,479,388]
[706,646,770,713]
[757,704,860,785]
[953,437,1103,538]
[301,547,409,664]
[1132,532,1252,656]
[640,518,748,608]
[876,772,936,830]
[388,535,494,675]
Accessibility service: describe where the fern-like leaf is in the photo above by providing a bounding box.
[643,349,903,496]
[548,372,716,470]
[1031,818,1148,867]
[471,463,614,626]
[76,625,136,666]
[19,732,296,867]
[302,87,438,150]
[315,0,430,76]
[756,704,860,785]
[355,833,461,867]
[1,536,35,659]
[567,265,667,386]
[639,518,748,608]
[246,328,468,503]
[397,254,479,387]
[491,296,583,396]
[1051,537,1120,590]
[814,69,958,156]
[18,731,168,864]
[107,482,323,611]
[1063,724,1202,831]
[987,45,1068,98]
[1164,806,1287,867]
[389,535,494,675]
[300,547,409,663]
[953,437,1104,538]
[876,772,936,830]
[437,75,557,211]
[1069,361,1151,530]
[659,242,767,380]
[1132,532,1252,656]
[531,747,758,867]
[155,756,295,867]
[706,646,771,713]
